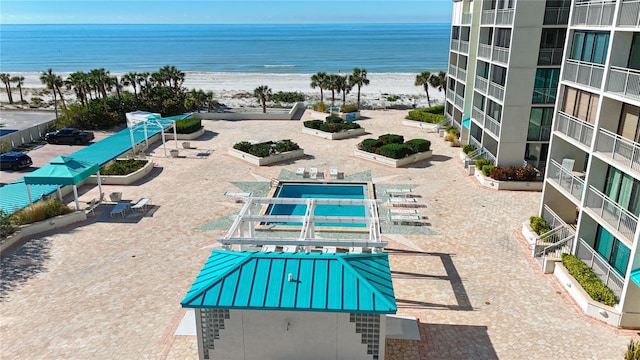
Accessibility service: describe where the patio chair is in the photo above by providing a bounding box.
[131,197,152,212]
[309,167,318,180]
[224,192,252,203]
[110,201,130,218]
[386,197,419,207]
[388,208,418,215]
[384,188,413,197]
[85,198,99,216]
[296,167,306,177]
[389,214,428,225]
[329,168,338,178]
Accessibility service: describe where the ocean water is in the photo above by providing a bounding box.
[0,23,450,73]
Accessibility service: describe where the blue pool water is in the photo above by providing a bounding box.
[267,183,368,228]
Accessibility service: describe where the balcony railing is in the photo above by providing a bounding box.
[542,204,567,229]
[481,10,496,25]
[446,89,455,102]
[469,135,482,150]
[571,0,615,27]
[547,159,585,203]
[459,40,469,54]
[555,112,594,148]
[562,59,604,90]
[457,68,467,81]
[544,7,570,25]
[478,44,492,59]
[462,12,472,24]
[484,114,501,137]
[495,8,515,25]
[576,238,624,300]
[448,64,458,78]
[618,0,640,26]
[607,66,640,102]
[538,48,564,66]
[472,107,484,123]
[488,81,505,101]
[450,39,459,51]
[455,94,465,109]
[532,225,575,259]
[475,76,489,93]
[595,127,640,173]
[585,185,639,242]
[492,46,510,64]
[532,87,558,104]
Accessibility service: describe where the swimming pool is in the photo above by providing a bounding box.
[265,182,373,228]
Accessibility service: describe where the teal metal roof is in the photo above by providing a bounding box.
[631,268,640,288]
[24,156,99,186]
[462,118,471,129]
[0,114,191,214]
[181,250,397,314]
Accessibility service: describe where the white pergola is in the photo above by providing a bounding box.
[126,111,178,157]
[219,197,386,252]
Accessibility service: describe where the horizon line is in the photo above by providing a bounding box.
[0,21,452,25]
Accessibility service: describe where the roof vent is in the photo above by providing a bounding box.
[288,273,293,282]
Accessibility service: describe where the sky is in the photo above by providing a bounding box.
[0,0,452,24]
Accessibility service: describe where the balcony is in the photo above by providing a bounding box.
[484,114,501,137]
[448,64,458,79]
[571,0,615,27]
[492,46,510,65]
[618,0,640,26]
[472,107,485,123]
[606,66,640,102]
[532,87,558,104]
[481,10,495,25]
[538,48,564,66]
[462,12,472,25]
[547,159,585,203]
[576,238,624,300]
[450,38,460,51]
[469,135,482,150]
[455,94,465,109]
[475,76,489,93]
[446,89,455,102]
[495,8,515,25]
[457,67,467,81]
[488,81,505,101]
[562,59,604,90]
[478,44,492,60]
[595,128,640,173]
[459,40,470,54]
[544,7,570,25]
[584,185,639,242]
[555,112,594,149]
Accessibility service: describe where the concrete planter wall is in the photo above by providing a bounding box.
[474,168,543,191]
[554,263,621,327]
[302,127,366,140]
[310,111,361,121]
[86,159,155,186]
[193,103,304,121]
[1,211,87,255]
[522,221,538,247]
[173,126,205,140]
[354,149,433,168]
[402,119,440,132]
[228,148,305,166]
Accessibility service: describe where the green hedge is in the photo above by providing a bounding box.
[360,138,383,153]
[340,104,358,113]
[101,159,148,176]
[233,139,300,158]
[379,143,411,159]
[379,134,404,145]
[303,120,323,130]
[406,110,446,124]
[529,216,552,235]
[304,117,361,133]
[561,254,618,307]
[268,91,305,103]
[174,117,202,134]
[404,139,431,152]
[358,134,430,158]
[475,158,492,170]
[462,144,476,155]
[482,165,494,177]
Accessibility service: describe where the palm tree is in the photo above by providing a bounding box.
[205,90,215,112]
[160,65,185,90]
[253,85,272,113]
[65,71,89,106]
[185,89,207,112]
[415,71,432,107]
[310,72,328,104]
[121,72,139,98]
[335,75,351,105]
[110,75,123,103]
[40,68,59,120]
[349,68,370,110]
[88,68,110,99]
[327,74,341,108]
[428,71,447,93]
[11,76,24,104]
[0,73,14,104]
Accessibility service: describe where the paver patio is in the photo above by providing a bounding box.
[1,110,637,359]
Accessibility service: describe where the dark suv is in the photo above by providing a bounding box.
[0,152,33,171]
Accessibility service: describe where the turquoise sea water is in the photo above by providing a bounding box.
[0,23,450,73]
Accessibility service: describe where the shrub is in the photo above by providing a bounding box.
[529,216,552,235]
[561,254,618,307]
[359,138,383,153]
[303,120,323,129]
[274,139,300,153]
[174,117,202,134]
[386,95,400,102]
[489,166,538,181]
[10,198,73,226]
[462,144,476,155]
[325,115,343,123]
[404,139,431,153]
[101,159,147,176]
[233,141,253,153]
[423,105,445,114]
[406,109,446,124]
[446,126,460,138]
[379,134,404,145]
[313,102,328,113]
[248,143,272,157]
[482,164,494,176]
[379,143,411,159]
[268,91,305,103]
[475,158,492,170]
[625,339,640,360]
[340,104,358,113]
[1,210,16,239]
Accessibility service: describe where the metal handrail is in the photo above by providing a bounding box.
[595,127,640,172]
[585,185,639,242]
[576,238,624,300]
[554,112,594,148]
[562,59,605,89]
[538,48,564,66]
[484,114,501,137]
[542,204,566,229]
[607,66,640,101]
[544,7,570,25]
[572,0,616,26]
[618,0,640,26]
[488,81,505,101]
[547,159,585,202]
[532,225,575,258]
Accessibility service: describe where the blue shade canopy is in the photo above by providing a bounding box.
[631,268,640,288]
[23,156,99,186]
[181,250,397,314]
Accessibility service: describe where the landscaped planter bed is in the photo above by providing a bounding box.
[474,168,543,191]
[302,126,366,140]
[354,149,432,168]
[310,110,360,121]
[402,119,441,132]
[228,148,305,166]
[86,159,155,186]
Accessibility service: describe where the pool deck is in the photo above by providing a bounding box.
[1,109,637,359]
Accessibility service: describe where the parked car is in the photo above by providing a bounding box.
[44,128,95,145]
[0,152,33,171]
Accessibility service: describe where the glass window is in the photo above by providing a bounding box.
[604,166,640,215]
[562,87,599,123]
[477,61,490,78]
[486,100,502,122]
[595,226,614,265]
[571,32,584,60]
[540,28,567,48]
[473,92,485,110]
[495,28,511,48]
[527,108,553,141]
[595,226,631,276]
[533,69,560,104]
[570,31,610,64]
[618,104,640,143]
[491,65,507,86]
[629,33,640,70]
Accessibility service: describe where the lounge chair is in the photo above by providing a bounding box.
[110,201,130,218]
[309,167,318,180]
[389,214,429,226]
[388,208,418,215]
[296,167,306,177]
[224,192,252,202]
[386,197,419,207]
[384,188,413,197]
[85,198,99,215]
[131,197,151,212]
[329,168,338,178]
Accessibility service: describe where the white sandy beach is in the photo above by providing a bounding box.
[0,71,445,110]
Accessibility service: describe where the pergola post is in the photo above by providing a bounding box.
[72,185,80,210]
[26,185,33,205]
[96,171,103,200]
